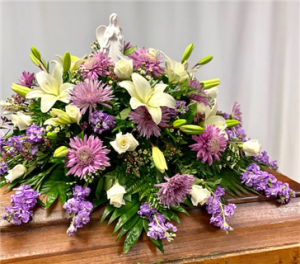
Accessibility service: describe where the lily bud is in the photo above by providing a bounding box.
[226,119,240,128]
[179,125,204,135]
[173,119,187,128]
[152,146,168,173]
[198,56,213,66]
[181,43,194,64]
[62,52,71,73]
[11,83,31,98]
[53,146,69,158]
[47,132,57,140]
[31,46,41,60]
[200,78,220,89]
[30,53,41,67]
[50,108,73,124]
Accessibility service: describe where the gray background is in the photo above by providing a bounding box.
[1,1,299,182]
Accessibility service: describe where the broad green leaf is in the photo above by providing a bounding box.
[113,201,141,234]
[143,219,164,253]
[181,103,197,124]
[123,218,143,253]
[37,198,46,208]
[116,214,140,242]
[77,131,84,139]
[100,204,115,225]
[123,193,132,202]
[118,107,131,120]
[164,210,181,224]
[92,196,108,210]
[182,198,193,208]
[104,177,113,191]
[170,205,189,215]
[57,183,67,205]
[46,186,59,208]
[96,178,104,200]
[0,177,7,188]
[4,177,23,194]
[123,46,137,56]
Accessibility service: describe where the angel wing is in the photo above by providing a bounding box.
[96,25,106,48]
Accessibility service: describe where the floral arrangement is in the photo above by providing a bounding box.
[0,15,296,253]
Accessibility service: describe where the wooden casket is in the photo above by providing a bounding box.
[1,169,300,264]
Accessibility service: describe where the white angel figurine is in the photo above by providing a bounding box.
[96,13,129,63]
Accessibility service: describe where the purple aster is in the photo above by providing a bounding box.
[190,125,227,165]
[231,102,242,127]
[155,174,194,207]
[168,100,189,118]
[80,52,113,80]
[128,106,170,139]
[0,160,8,176]
[17,71,35,87]
[89,110,115,134]
[66,135,110,178]
[130,47,165,77]
[187,79,210,106]
[69,80,113,115]
[26,123,44,143]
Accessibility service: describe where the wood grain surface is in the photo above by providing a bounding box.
[1,170,300,264]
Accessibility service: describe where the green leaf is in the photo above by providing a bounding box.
[123,46,137,56]
[57,183,67,205]
[163,210,181,223]
[170,205,189,215]
[4,177,23,194]
[123,218,143,253]
[182,198,193,208]
[37,198,46,208]
[100,204,115,225]
[118,107,131,120]
[113,201,141,235]
[49,157,66,164]
[181,103,197,124]
[46,186,59,208]
[96,178,104,200]
[123,193,132,202]
[104,177,113,191]
[93,196,108,210]
[0,177,7,188]
[77,131,84,139]
[116,214,140,242]
[143,219,164,253]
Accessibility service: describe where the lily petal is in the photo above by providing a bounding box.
[153,83,168,94]
[148,93,176,109]
[41,94,58,113]
[147,106,162,124]
[206,115,227,129]
[36,71,59,96]
[131,73,151,103]
[52,61,63,88]
[25,88,45,99]
[130,97,145,109]
[119,81,139,99]
[59,83,73,94]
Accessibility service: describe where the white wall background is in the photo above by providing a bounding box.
[1,1,299,182]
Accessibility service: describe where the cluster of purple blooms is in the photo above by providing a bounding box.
[17,71,35,87]
[89,110,115,134]
[253,151,278,170]
[240,163,295,204]
[226,127,247,142]
[26,123,44,143]
[168,100,189,118]
[0,160,8,176]
[187,79,210,106]
[138,202,177,241]
[3,185,39,225]
[206,186,236,232]
[63,185,93,236]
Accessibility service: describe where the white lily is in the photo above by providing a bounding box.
[56,54,85,73]
[204,99,227,130]
[161,52,197,83]
[119,73,176,124]
[26,63,73,113]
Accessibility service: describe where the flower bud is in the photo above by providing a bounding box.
[31,46,41,60]
[11,83,31,98]
[30,53,41,67]
[226,119,240,128]
[11,112,32,130]
[179,125,204,135]
[114,59,133,79]
[173,119,187,128]
[190,185,211,206]
[243,139,261,157]
[53,146,69,158]
[198,56,213,66]
[47,132,57,140]
[200,79,220,89]
[107,183,126,208]
[63,51,71,73]
[152,146,168,173]
[181,43,194,64]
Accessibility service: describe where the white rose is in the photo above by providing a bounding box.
[243,139,261,157]
[190,185,211,206]
[5,164,26,183]
[11,112,32,130]
[114,59,133,79]
[106,183,126,208]
[65,104,81,124]
[110,132,139,154]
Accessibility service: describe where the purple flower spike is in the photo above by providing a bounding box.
[89,110,115,134]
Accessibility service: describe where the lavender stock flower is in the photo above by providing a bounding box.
[89,110,115,134]
[0,161,8,176]
[26,123,44,143]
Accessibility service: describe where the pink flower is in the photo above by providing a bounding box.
[190,125,227,165]
[69,80,113,114]
[66,135,110,178]
[231,102,242,127]
[187,79,210,106]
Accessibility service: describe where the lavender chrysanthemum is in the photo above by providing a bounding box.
[66,135,110,178]
[190,125,227,165]
[89,110,115,134]
[17,71,35,87]
[80,52,113,80]
[231,102,242,127]
[128,106,170,139]
[130,47,165,77]
[155,174,194,207]
[26,123,44,143]
[69,80,113,115]
[187,79,210,106]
